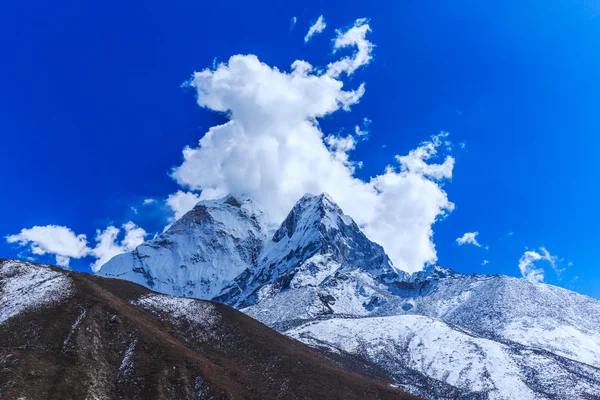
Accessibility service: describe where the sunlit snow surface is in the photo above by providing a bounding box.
[289,314,600,400]
[0,260,72,325]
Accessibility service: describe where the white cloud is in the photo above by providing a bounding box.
[6,225,89,267]
[290,16,297,30]
[143,198,156,205]
[326,18,374,78]
[171,19,454,273]
[121,221,147,250]
[518,247,558,283]
[355,117,371,137]
[304,15,326,42]
[456,231,481,247]
[398,132,454,180]
[89,222,147,272]
[166,190,201,220]
[482,259,489,265]
[6,222,147,272]
[355,125,367,136]
[568,261,573,267]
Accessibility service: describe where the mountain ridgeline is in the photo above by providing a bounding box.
[52,194,600,398]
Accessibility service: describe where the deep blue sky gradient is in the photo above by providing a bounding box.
[1,0,599,297]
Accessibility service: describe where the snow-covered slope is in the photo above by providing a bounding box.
[0,259,72,324]
[289,315,600,400]
[98,195,268,299]
[375,268,600,367]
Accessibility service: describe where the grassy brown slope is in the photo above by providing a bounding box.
[0,260,421,400]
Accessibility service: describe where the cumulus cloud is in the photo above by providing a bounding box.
[456,231,481,247]
[170,19,454,273]
[6,222,147,272]
[518,247,558,283]
[89,222,147,272]
[6,226,89,267]
[143,198,156,205]
[304,15,326,42]
[166,190,201,220]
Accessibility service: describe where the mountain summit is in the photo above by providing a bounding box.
[99,195,268,299]
[216,193,407,311]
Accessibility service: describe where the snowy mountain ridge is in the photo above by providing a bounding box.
[98,192,600,399]
[99,194,268,299]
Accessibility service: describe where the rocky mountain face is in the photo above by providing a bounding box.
[99,195,268,299]
[96,193,600,399]
[0,259,418,400]
[216,193,407,316]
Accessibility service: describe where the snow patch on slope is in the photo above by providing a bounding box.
[63,308,87,348]
[0,260,72,325]
[133,294,219,326]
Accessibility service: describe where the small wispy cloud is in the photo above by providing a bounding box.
[518,247,558,283]
[326,18,373,77]
[456,232,481,247]
[290,16,297,31]
[354,117,372,139]
[482,259,489,265]
[304,15,326,42]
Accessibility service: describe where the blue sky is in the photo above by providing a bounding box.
[1,0,599,297]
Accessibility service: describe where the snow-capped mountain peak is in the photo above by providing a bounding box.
[265,192,401,277]
[271,192,352,243]
[98,194,268,299]
[215,192,407,309]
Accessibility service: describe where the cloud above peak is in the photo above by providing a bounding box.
[6,18,455,275]
[171,18,455,273]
